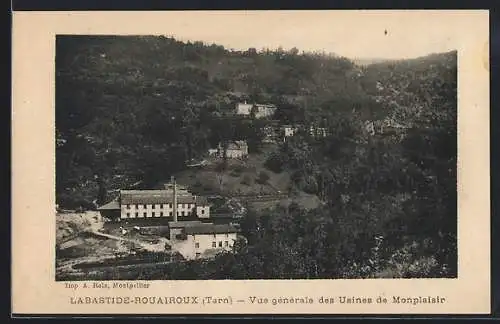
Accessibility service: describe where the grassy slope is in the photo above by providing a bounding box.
[169,143,321,211]
[176,145,285,193]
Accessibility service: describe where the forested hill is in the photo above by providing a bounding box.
[55,35,456,212]
[360,52,457,128]
[56,35,366,208]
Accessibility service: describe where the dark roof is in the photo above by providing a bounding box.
[236,103,276,108]
[196,196,208,205]
[168,221,204,228]
[227,141,247,150]
[97,200,120,210]
[163,183,189,191]
[184,224,239,235]
[120,190,209,205]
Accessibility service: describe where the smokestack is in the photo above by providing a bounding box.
[172,176,178,222]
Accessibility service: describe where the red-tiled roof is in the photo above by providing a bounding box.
[184,224,239,235]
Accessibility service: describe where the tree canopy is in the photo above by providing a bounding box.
[56,36,457,279]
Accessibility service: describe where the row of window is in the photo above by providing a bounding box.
[192,233,229,239]
[123,210,206,218]
[194,241,230,249]
[125,203,195,209]
[123,209,205,218]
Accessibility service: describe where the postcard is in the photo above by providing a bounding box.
[12,10,490,315]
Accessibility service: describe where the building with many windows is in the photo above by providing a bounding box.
[97,181,210,221]
[309,126,329,138]
[97,177,242,260]
[119,190,210,220]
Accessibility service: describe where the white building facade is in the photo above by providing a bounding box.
[282,125,299,138]
[235,102,253,115]
[235,102,277,119]
[212,141,248,159]
[253,104,277,119]
[119,190,210,220]
[226,141,248,158]
[172,224,239,260]
[309,126,329,138]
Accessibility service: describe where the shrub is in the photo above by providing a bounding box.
[241,175,252,186]
[264,153,285,173]
[256,171,270,184]
[233,165,245,173]
[230,165,244,177]
[57,192,95,211]
[302,175,319,194]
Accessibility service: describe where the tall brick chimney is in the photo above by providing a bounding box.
[171,176,178,222]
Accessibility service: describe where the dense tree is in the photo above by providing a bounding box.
[56,36,456,279]
[56,35,376,207]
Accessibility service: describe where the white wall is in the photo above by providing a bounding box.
[121,203,203,219]
[236,103,253,115]
[196,205,210,218]
[309,127,328,137]
[175,232,238,260]
[255,106,276,119]
[226,149,245,158]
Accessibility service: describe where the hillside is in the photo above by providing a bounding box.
[56,36,457,279]
[360,51,457,126]
[172,143,322,212]
[56,35,380,208]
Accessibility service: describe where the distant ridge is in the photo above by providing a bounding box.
[353,50,457,67]
[352,58,391,66]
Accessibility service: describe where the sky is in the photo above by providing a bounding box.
[137,10,487,60]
